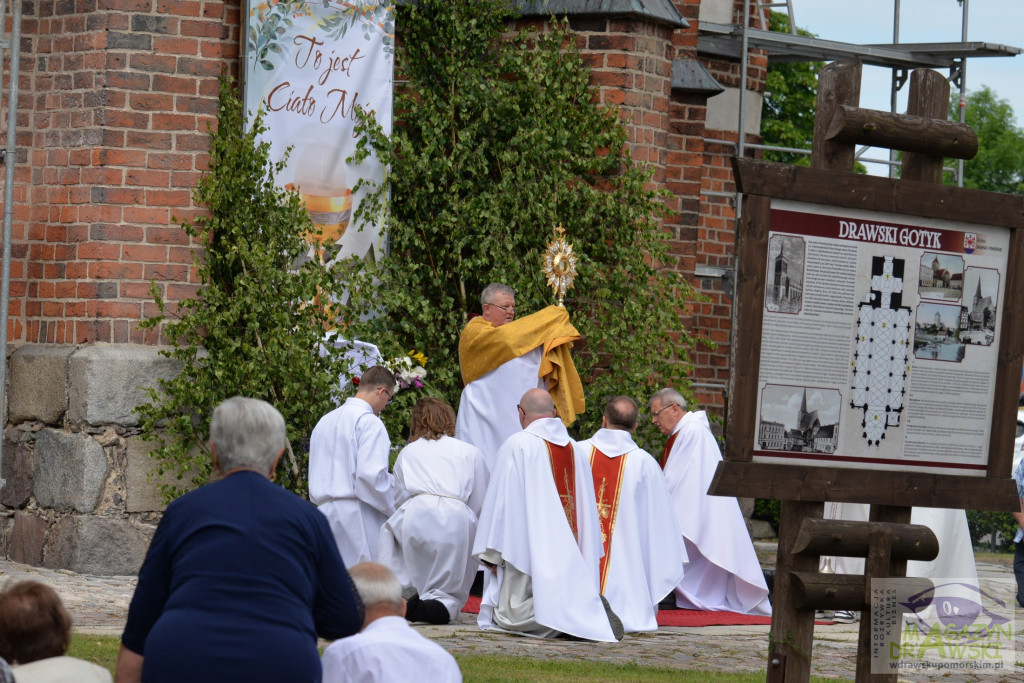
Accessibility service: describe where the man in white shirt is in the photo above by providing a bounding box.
[322,563,461,683]
[577,396,687,632]
[472,389,621,641]
[651,387,771,616]
[309,366,398,566]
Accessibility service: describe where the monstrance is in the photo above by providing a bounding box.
[543,224,577,307]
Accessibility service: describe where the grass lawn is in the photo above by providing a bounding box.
[68,633,850,682]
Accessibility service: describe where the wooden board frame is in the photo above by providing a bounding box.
[712,157,1024,512]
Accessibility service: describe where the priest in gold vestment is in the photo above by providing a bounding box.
[455,283,585,472]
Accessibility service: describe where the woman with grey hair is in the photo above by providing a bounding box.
[116,397,364,683]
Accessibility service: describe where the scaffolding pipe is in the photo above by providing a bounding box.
[889,0,901,178]
[0,0,22,492]
[957,0,968,187]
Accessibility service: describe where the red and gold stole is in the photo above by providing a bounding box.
[659,431,678,470]
[589,446,627,594]
[545,440,578,543]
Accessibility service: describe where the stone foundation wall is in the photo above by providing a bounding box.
[0,343,185,575]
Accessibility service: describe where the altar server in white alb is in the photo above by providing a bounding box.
[309,366,398,567]
[577,396,688,633]
[377,397,488,624]
[321,563,462,683]
[455,283,586,471]
[473,388,622,641]
[651,387,772,615]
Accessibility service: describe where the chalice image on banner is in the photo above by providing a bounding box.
[287,141,353,263]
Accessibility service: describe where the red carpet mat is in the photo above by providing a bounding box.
[460,595,774,627]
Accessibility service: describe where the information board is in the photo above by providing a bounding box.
[753,199,1010,475]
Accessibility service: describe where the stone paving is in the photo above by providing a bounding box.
[0,549,1020,681]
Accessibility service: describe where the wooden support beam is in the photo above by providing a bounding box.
[791,518,938,562]
[789,572,934,612]
[825,105,977,159]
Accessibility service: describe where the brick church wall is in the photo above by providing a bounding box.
[10,0,240,346]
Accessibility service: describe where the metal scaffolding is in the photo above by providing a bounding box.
[698,0,1022,183]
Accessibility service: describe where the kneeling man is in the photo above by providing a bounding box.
[577,396,687,632]
[472,389,621,641]
[651,387,771,615]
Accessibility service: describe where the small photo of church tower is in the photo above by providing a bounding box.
[959,267,999,346]
[765,235,805,314]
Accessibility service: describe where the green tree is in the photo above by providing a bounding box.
[760,11,822,165]
[341,0,701,448]
[136,74,351,497]
[951,86,1024,194]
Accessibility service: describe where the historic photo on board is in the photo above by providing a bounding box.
[960,267,999,346]
[765,234,805,314]
[758,385,841,454]
[914,302,964,362]
[917,252,964,301]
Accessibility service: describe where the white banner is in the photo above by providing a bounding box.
[244,1,394,264]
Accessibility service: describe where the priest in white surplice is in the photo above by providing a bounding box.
[378,397,489,624]
[651,388,772,616]
[473,389,621,641]
[577,396,687,632]
[309,366,398,567]
[455,283,586,472]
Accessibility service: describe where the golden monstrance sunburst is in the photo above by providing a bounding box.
[543,224,577,307]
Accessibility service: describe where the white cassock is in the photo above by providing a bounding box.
[321,615,462,683]
[472,417,617,641]
[455,347,544,472]
[820,503,978,581]
[577,428,687,632]
[377,435,489,620]
[663,410,772,615]
[309,397,396,567]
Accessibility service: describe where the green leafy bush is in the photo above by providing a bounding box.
[136,74,352,497]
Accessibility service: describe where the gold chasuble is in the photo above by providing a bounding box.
[659,431,678,470]
[458,305,585,425]
[588,447,627,593]
[545,440,578,542]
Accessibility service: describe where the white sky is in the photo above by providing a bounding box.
[791,1,1024,175]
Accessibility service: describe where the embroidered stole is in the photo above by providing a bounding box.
[659,431,678,470]
[589,446,627,594]
[545,440,578,543]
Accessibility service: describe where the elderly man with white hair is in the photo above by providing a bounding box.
[650,387,771,616]
[117,397,363,683]
[321,563,461,683]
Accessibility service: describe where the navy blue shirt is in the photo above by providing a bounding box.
[122,470,363,682]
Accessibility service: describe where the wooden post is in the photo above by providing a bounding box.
[901,69,950,183]
[854,506,912,682]
[767,500,823,683]
[810,60,861,172]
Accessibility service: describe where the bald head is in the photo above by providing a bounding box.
[518,388,556,428]
[603,396,638,432]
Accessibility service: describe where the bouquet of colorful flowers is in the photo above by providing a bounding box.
[389,350,428,390]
